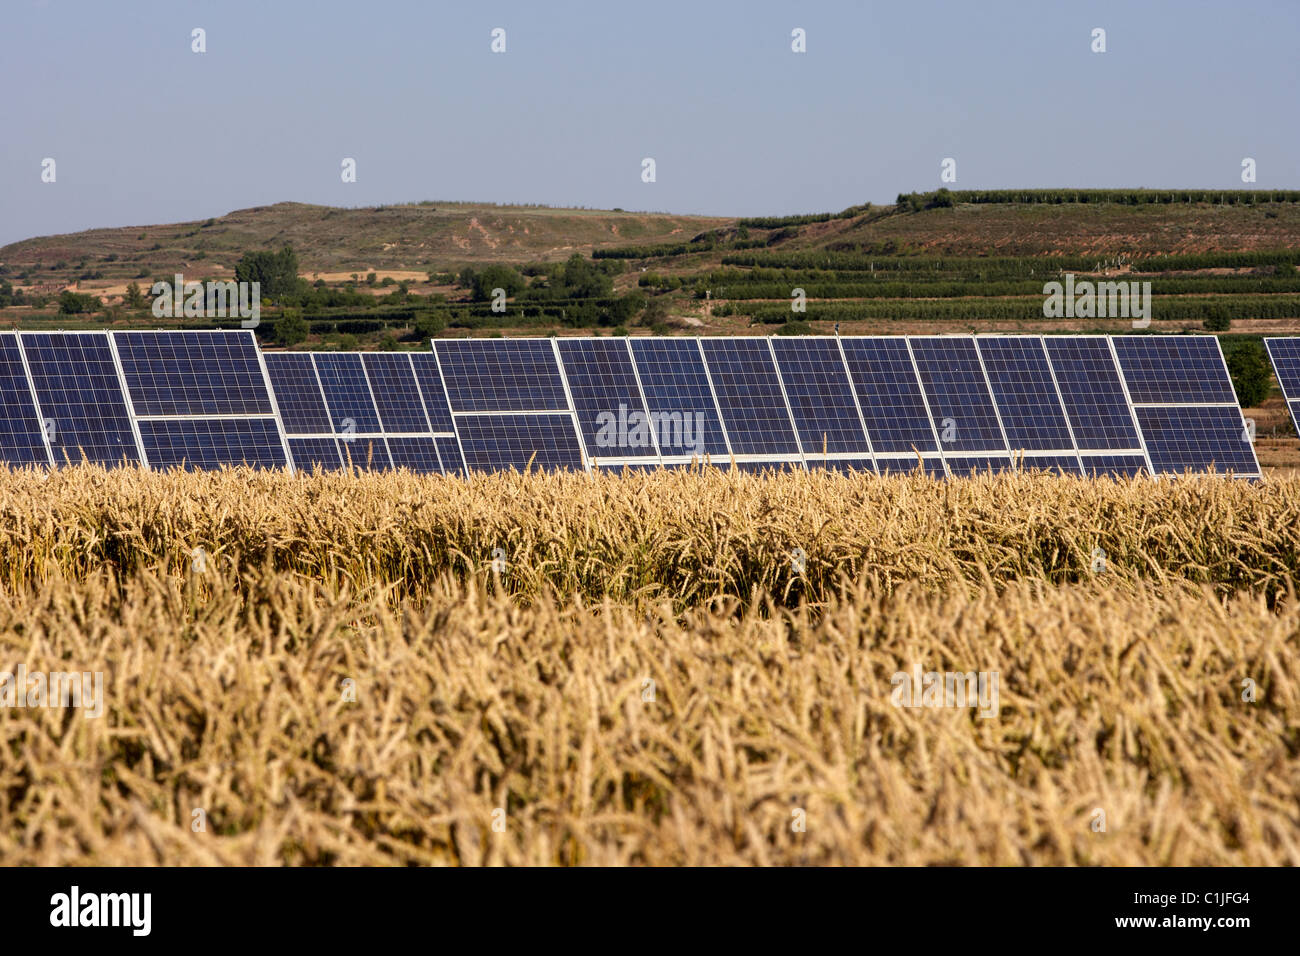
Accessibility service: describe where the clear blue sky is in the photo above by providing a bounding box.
[2,0,1297,246]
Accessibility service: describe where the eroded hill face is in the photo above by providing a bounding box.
[0,201,736,278]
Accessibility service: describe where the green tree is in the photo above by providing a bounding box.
[235,244,301,300]
[123,281,146,309]
[275,310,309,346]
[472,264,526,301]
[58,290,100,314]
[1223,340,1272,408]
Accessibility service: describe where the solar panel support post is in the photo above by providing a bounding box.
[105,332,151,471]
[14,332,56,468]
[765,337,810,472]
[1105,336,1158,479]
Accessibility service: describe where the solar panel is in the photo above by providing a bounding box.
[113,331,272,416]
[1113,336,1236,404]
[1019,455,1083,475]
[313,353,382,433]
[839,338,938,454]
[909,338,1008,454]
[944,456,1015,475]
[1134,406,1260,475]
[875,456,947,478]
[338,436,393,471]
[976,337,1076,453]
[557,339,658,460]
[1264,338,1300,438]
[627,338,729,459]
[435,339,570,412]
[387,436,442,474]
[20,332,141,466]
[597,462,662,474]
[361,353,432,433]
[434,435,466,477]
[699,338,800,455]
[0,333,51,465]
[287,437,343,472]
[806,458,876,474]
[409,353,456,433]
[139,418,286,471]
[263,354,332,435]
[1080,454,1149,478]
[1043,337,1143,451]
[456,413,585,473]
[770,338,872,455]
[731,460,805,474]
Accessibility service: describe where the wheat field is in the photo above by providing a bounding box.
[0,466,1297,865]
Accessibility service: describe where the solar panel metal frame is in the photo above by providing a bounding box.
[1264,338,1300,441]
[431,339,589,473]
[0,331,55,467]
[110,330,293,473]
[770,335,877,473]
[18,330,146,467]
[697,336,806,468]
[556,338,662,468]
[976,334,1083,472]
[1112,336,1260,477]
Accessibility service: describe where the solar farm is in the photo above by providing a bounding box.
[2,327,1298,868]
[0,330,1275,479]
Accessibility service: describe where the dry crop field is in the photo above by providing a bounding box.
[1,466,1297,865]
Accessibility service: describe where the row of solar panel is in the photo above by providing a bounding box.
[1265,338,1300,442]
[0,331,1270,478]
[426,334,1260,478]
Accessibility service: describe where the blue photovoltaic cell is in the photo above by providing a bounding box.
[435,340,569,412]
[699,339,799,455]
[944,456,1015,475]
[1043,338,1142,450]
[1135,406,1259,475]
[337,436,392,471]
[732,460,805,474]
[875,457,947,478]
[807,458,876,474]
[288,437,343,472]
[0,333,49,465]
[1265,338,1300,397]
[456,413,584,473]
[771,338,871,454]
[1020,455,1083,475]
[314,353,382,433]
[628,339,729,458]
[597,462,662,474]
[263,353,332,435]
[909,338,1008,453]
[21,333,140,466]
[1113,337,1235,405]
[434,436,465,477]
[139,418,286,471]
[977,338,1075,451]
[114,331,272,416]
[557,339,656,459]
[840,339,937,453]
[1081,455,1150,479]
[361,353,431,433]
[387,436,442,474]
[409,354,456,433]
